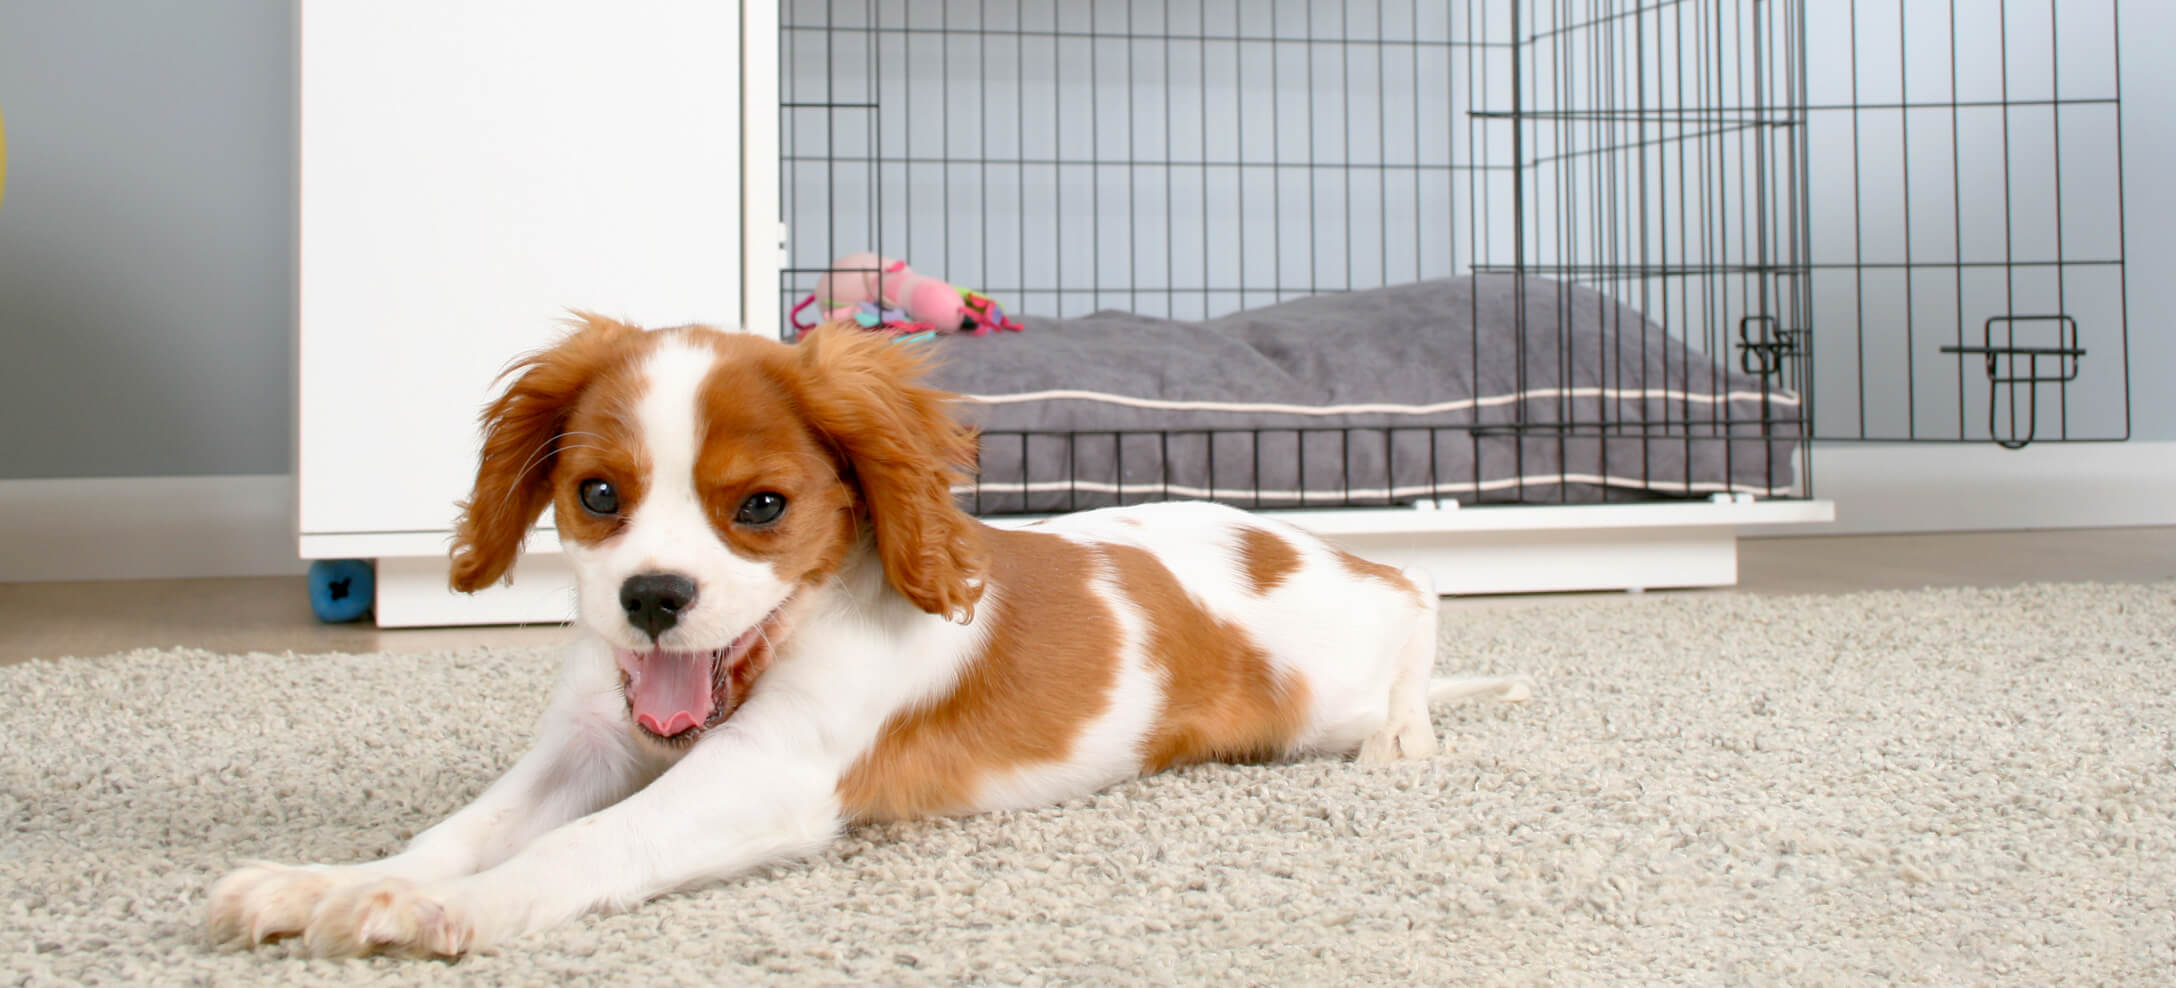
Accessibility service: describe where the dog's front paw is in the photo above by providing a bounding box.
[301,877,478,960]
[207,862,358,950]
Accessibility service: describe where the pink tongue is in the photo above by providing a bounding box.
[619,650,714,737]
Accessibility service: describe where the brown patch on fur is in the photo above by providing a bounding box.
[1103,543,1312,774]
[687,330,865,597]
[789,323,989,621]
[1334,548,1418,601]
[1236,526,1302,595]
[450,313,659,591]
[836,527,1118,822]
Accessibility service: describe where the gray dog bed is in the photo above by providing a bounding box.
[925,276,1800,514]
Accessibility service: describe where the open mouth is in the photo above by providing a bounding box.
[614,606,788,744]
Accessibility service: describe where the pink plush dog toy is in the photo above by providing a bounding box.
[791,252,1023,339]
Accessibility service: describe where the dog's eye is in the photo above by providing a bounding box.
[577,478,620,516]
[734,491,787,526]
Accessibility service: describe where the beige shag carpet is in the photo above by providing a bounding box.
[4,582,2173,985]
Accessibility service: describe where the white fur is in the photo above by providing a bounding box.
[208,343,1526,960]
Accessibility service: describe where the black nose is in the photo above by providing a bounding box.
[619,573,698,641]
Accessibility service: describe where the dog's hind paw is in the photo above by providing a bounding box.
[1356,714,1439,765]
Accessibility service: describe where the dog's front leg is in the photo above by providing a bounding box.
[296,729,842,959]
[208,641,662,950]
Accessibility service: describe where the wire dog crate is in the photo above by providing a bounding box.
[776,0,2129,513]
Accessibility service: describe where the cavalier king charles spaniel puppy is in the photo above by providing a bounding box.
[209,316,1522,959]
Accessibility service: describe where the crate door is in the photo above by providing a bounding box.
[1800,0,2131,446]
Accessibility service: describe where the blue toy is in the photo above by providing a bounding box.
[308,559,375,623]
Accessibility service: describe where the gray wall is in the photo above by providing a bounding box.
[0,0,294,479]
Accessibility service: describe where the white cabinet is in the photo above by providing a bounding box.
[296,1,772,625]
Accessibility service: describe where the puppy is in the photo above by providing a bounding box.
[209,317,1519,959]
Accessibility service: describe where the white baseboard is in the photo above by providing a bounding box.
[0,475,302,583]
[1746,441,2176,537]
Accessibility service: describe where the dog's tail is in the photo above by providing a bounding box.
[1428,674,1533,705]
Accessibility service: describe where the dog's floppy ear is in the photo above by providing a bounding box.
[450,313,637,592]
[791,323,988,622]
